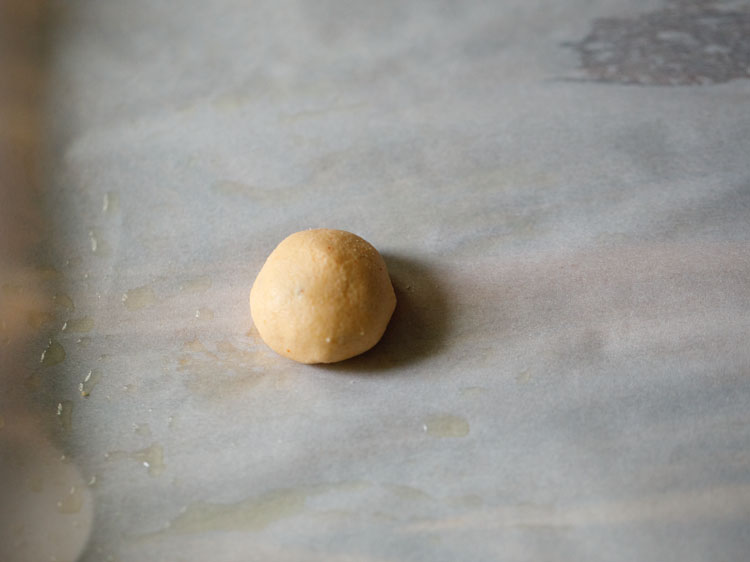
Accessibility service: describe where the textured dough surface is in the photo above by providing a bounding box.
[250,229,396,364]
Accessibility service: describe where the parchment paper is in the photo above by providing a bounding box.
[6,0,750,560]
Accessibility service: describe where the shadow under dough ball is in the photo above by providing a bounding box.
[250,229,396,364]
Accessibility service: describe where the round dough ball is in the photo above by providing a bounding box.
[250,229,396,364]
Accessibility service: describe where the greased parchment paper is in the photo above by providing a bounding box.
[4,0,750,560]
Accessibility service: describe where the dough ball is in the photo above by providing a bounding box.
[250,229,396,364]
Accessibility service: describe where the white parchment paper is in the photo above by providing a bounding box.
[16,0,750,560]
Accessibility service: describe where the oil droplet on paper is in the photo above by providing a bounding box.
[107,444,165,476]
[179,275,212,294]
[194,307,214,320]
[79,370,101,397]
[57,401,73,432]
[102,191,119,214]
[41,340,66,366]
[422,414,469,438]
[57,486,84,514]
[122,286,156,310]
[133,423,152,438]
[176,339,277,399]
[54,294,74,312]
[133,444,165,476]
[88,229,110,256]
[147,488,307,538]
[64,316,95,333]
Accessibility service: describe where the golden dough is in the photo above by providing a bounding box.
[250,229,396,364]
